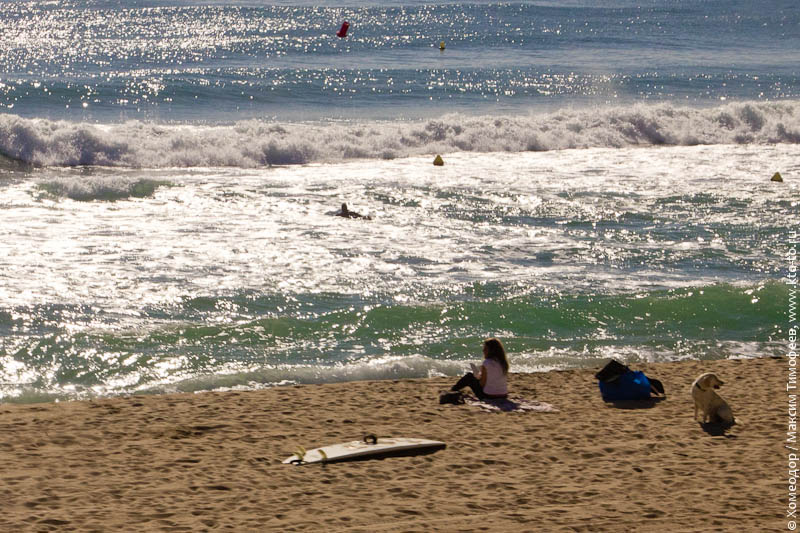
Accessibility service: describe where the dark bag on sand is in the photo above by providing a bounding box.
[595,359,630,383]
[439,391,465,405]
[649,377,665,395]
[598,370,652,401]
[596,359,665,402]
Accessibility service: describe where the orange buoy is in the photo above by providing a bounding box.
[336,21,350,38]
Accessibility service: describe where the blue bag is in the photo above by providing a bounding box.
[598,370,652,402]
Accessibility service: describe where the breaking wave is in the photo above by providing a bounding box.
[36,177,171,201]
[1,101,799,168]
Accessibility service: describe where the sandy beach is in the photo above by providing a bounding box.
[0,357,785,532]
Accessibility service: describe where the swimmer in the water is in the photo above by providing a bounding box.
[335,203,371,220]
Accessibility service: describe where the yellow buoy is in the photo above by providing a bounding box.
[439,41,446,51]
[433,155,444,166]
[771,171,783,182]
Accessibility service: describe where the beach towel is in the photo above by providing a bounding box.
[464,396,558,413]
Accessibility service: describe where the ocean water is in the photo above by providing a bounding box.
[0,0,797,401]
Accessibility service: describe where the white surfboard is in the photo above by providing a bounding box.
[283,435,446,465]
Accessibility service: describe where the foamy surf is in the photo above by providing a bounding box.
[1,102,799,168]
[1,0,796,403]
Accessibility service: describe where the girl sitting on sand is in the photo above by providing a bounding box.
[450,337,509,400]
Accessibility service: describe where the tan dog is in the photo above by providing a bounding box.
[691,373,734,424]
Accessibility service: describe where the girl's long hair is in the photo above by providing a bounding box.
[484,337,509,375]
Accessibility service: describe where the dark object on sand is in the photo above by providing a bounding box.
[595,359,630,383]
[439,391,465,404]
[595,359,665,402]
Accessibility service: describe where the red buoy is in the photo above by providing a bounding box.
[336,21,349,38]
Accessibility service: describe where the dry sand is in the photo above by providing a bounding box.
[0,357,786,532]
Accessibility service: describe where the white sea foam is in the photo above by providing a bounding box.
[1,140,792,401]
[37,176,169,201]
[1,101,799,168]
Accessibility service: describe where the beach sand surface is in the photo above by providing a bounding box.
[0,357,785,532]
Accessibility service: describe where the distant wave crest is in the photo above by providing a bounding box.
[1,101,799,168]
[37,177,170,201]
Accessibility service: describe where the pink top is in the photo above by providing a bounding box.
[482,358,508,396]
